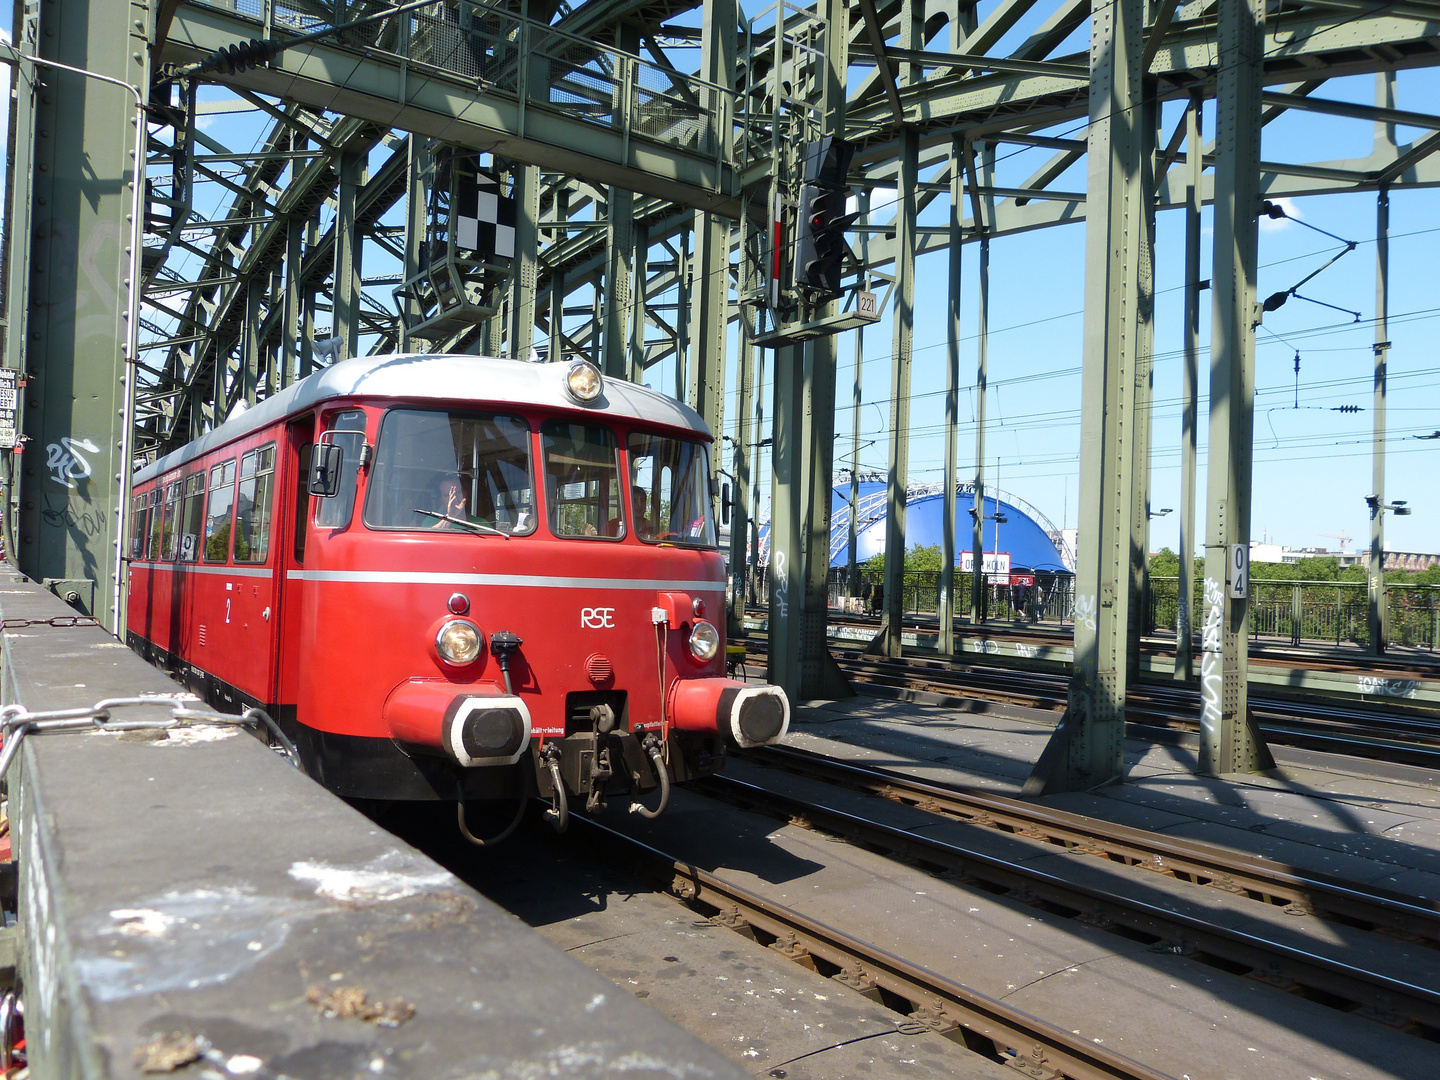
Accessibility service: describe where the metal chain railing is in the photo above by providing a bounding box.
[0,696,303,779]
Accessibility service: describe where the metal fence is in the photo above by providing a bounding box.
[201,0,726,160]
[1146,577,1440,650]
[742,566,1077,625]
[740,565,1440,649]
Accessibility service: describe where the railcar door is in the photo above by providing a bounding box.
[272,417,314,712]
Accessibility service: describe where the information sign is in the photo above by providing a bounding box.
[0,369,17,450]
[1228,543,1249,599]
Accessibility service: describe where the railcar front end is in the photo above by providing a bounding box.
[127,355,788,836]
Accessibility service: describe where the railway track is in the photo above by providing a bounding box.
[568,813,1181,1080]
[741,642,1440,767]
[744,746,1440,947]
[703,747,1440,1035]
[771,609,1440,682]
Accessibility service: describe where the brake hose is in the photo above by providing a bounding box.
[456,797,526,846]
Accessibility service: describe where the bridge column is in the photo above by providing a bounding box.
[602,189,635,379]
[1026,0,1148,794]
[880,130,918,659]
[399,138,431,352]
[14,0,151,629]
[510,163,541,360]
[332,148,364,361]
[1177,92,1203,683]
[1200,0,1273,775]
[939,136,964,657]
[689,0,736,473]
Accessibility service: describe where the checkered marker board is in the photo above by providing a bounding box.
[455,166,516,259]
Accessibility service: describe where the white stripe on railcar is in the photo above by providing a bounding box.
[286,570,723,591]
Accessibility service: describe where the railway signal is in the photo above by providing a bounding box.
[795,137,857,298]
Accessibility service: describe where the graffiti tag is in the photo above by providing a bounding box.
[1357,677,1419,699]
[45,437,99,489]
[1199,578,1225,739]
[772,550,789,618]
[1074,593,1097,632]
[40,492,105,538]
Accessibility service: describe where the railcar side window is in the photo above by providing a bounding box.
[627,433,717,548]
[149,487,166,560]
[315,411,367,529]
[294,444,312,563]
[366,409,535,535]
[131,493,150,559]
[542,421,624,540]
[205,460,236,562]
[160,482,182,560]
[233,445,276,563]
[178,474,206,562]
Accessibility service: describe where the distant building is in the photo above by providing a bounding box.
[759,479,1072,577]
[1250,543,1366,569]
[1365,550,1440,573]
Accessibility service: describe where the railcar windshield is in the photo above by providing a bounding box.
[366,408,536,535]
[627,432,717,547]
[542,420,625,540]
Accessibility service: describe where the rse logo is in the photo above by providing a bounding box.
[581,607,615,629]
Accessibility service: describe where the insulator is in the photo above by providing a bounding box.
[199,38,283,75]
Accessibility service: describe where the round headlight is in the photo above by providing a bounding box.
[436,619,483,666]
[689,620,720,662]
[565,359,603,403]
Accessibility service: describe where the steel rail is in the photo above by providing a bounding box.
[569,815,1181,1080]
[702,763,1440,1031]
[749,745,1440,947]
[747,608,1440,681]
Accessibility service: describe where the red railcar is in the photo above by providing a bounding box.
[127,354,788,830]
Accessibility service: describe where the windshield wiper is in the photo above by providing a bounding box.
[413,508,511,539]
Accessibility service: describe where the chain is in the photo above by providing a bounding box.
[0,615,101,630]
[0,695,303,778]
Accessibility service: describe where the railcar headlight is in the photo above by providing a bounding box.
[436,619,484,666]
[689,620,720,662]
[565,359,603,403]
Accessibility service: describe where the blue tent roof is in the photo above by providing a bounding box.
[759,482,1071,573]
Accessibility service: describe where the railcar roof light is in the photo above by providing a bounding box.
[565,359,603,404]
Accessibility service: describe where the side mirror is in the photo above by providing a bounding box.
[308,443,343,497]
[721,482,731,527]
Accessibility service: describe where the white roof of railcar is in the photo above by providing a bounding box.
[135,354,710,484]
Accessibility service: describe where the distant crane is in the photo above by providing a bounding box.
[1319,530,1353,551]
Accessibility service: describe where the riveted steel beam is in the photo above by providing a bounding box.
[16,0,151,631]
[1199,0,1274,776]
[164,2,738,214]
[1027,0,1148,794]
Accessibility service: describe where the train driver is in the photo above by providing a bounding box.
[428,473,468,529]
[632,485,652,539]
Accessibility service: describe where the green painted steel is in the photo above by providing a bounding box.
[1126,91,1158,683]
[1368,168,1391,654]
[509,164,541,360]
[1176,93,1202,684]
[15,0,152,630]
[880,129,918,660]
[940,134,963,657]
[1201,0,1272,775]
[767,342,805,697]
[165,1,737,214]
[1033,0,1147,793]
